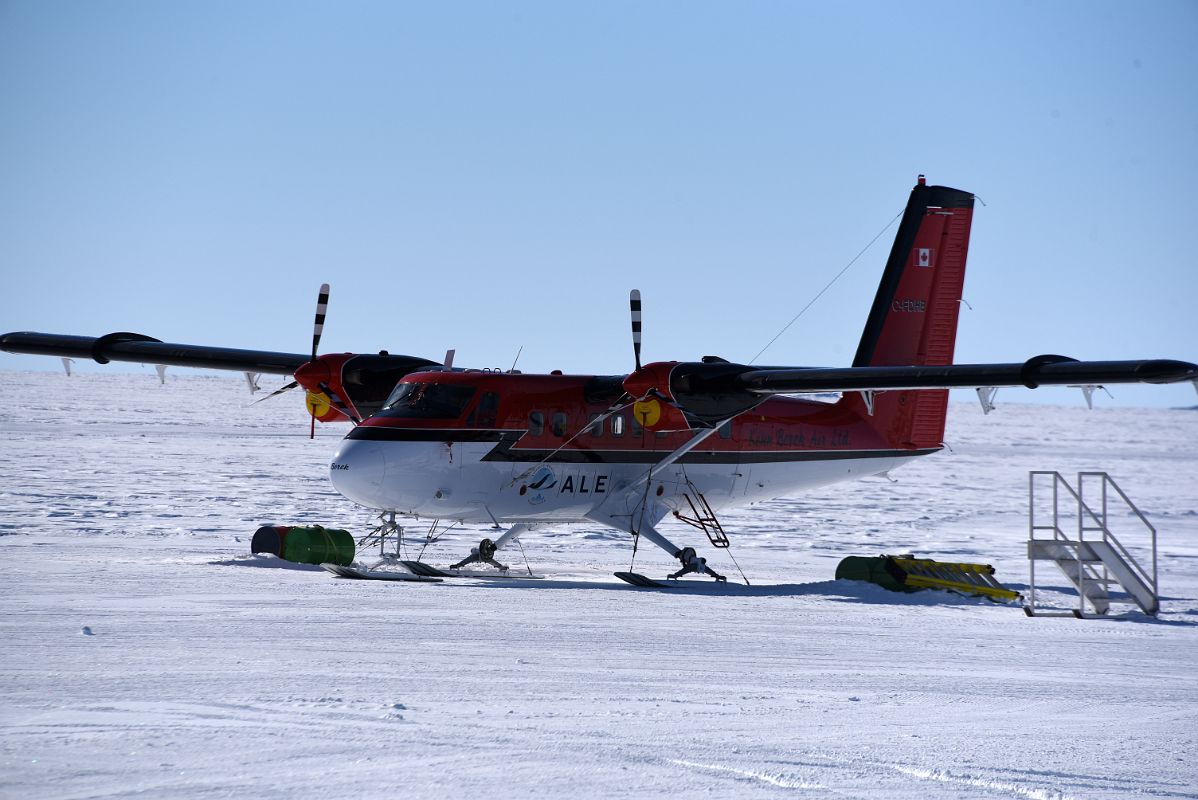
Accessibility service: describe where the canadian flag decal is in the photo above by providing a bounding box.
[917,248,932,268]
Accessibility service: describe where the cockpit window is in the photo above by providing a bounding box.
[381,382,476,419]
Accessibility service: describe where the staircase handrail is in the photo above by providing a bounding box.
[1029,471,1073,541]
[1030,470,1107,539]
[1029,471,1097,614]
[1078,471,1158,599]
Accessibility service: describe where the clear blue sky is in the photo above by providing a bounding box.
[2,1,1195,407]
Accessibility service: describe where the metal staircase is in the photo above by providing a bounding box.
[1026,471,1159,617]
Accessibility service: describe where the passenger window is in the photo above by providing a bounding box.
[529,411,544,436]
[588,413,603,436]
[631,416,643,437]
[719,420,732,439]
[611,414,625,437]
[551,412,568,438]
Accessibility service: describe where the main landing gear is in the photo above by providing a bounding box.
[450,537,508,571]
[669,546,726,582]
[613,545,728,588]
[608,517,734,584]
[447,523,531,573]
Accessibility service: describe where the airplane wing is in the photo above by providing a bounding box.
[2,281,442,424]
[1,329,443,426]
[641,356,1198,425]
[0,331,310,375]
[734,357,1198,394]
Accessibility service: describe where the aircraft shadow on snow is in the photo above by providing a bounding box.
[210,555,1198,622]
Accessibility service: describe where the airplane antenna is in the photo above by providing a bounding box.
[748,210,901,364]
[508,345,523,374]
[630,289,643,370]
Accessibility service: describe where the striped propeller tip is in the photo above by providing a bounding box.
[629,289,643,370]
[312,283,330,359]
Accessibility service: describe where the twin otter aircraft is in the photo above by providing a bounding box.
[5,178,1196,583]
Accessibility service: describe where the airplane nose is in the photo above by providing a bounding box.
[329,439,390,509]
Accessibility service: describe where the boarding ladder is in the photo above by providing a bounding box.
[1026,471,1159,617]
[889,557,1021,602]
[672,490,730,548]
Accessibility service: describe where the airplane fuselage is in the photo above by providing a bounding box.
[328,370,935,526]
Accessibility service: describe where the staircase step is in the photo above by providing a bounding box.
[1028,540,1102,562]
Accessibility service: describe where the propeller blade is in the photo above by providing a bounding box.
[319,382,362,425]
[311,283,330,360]
[629,289,643,371]
[251,380,299,405]
[308,283,331,439]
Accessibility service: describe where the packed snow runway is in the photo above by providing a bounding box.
[2,372,1196,799]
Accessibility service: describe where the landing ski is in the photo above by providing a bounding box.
[400,560,544,580]
[614,571,674,588]
[322,563,442,582]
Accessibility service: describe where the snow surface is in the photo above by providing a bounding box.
[2,371,1196,799]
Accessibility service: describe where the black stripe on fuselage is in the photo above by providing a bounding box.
[343,425,936,464]
[345,427,522,443]
[481,446,938,465]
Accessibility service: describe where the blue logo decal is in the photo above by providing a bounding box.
[527,466,556,505]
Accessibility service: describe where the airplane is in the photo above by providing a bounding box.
[5,177,1196,584]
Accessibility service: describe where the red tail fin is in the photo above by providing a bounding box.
[846,179,976,449]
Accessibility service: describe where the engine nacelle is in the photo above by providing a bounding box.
[621,361,678,401]
[622,360,769,427]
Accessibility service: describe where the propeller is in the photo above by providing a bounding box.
[625,289,677,429]
[621,289,717,431]
[307,283,331,439]
[248,283,333,438]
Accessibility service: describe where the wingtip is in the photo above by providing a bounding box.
[1138,359,1198,384]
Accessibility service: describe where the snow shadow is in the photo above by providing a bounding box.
[442,575,1023,604]
[208,554,324,572]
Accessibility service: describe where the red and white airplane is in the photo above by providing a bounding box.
[5,178,1196,582]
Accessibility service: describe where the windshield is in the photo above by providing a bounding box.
[381,382,476,419]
